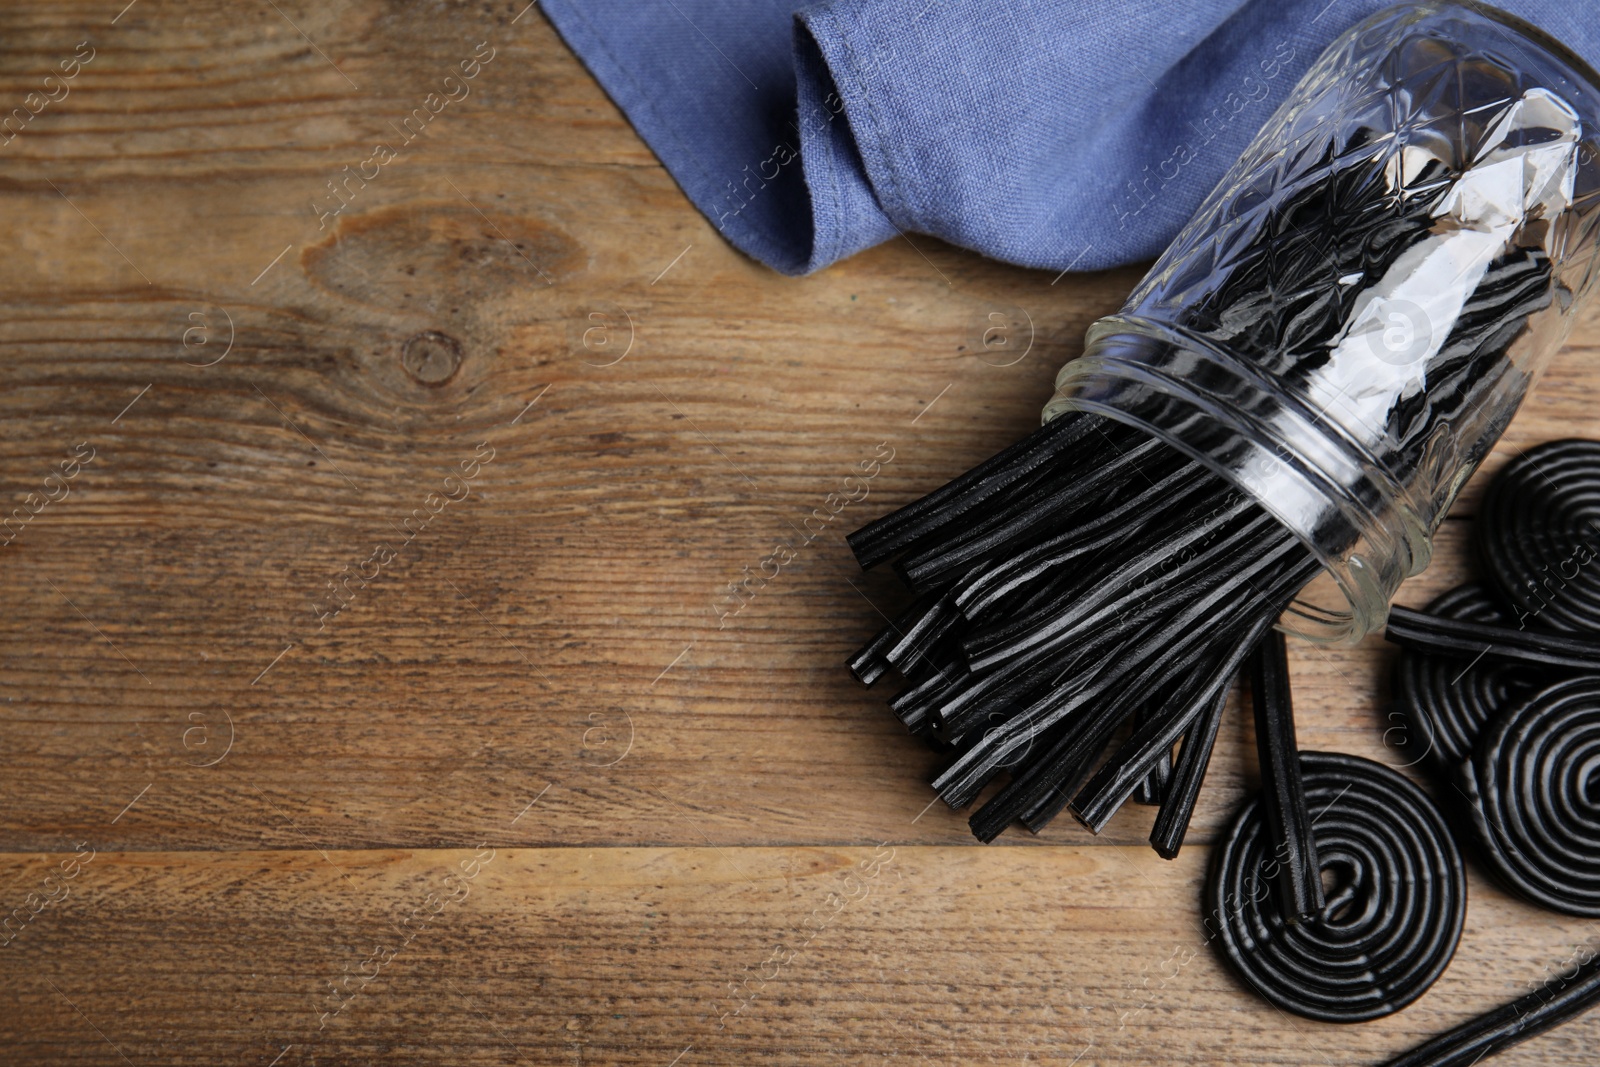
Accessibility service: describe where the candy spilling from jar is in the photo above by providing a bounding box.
[849,0,1600,855]
[845,1,1600,1055]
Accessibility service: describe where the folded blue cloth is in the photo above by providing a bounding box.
[543,1,1600,276]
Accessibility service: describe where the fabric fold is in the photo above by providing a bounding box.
[541,0,1600,276]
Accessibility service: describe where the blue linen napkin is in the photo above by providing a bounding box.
[542,1,1600,276]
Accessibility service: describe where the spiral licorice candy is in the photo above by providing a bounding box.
[1206,752,1465,1022]
[1392,584,1541,775]
[1477,439,1600,633]
[1461,675,1600,917]
[1244,630,1324,924]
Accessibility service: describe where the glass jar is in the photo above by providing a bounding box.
[1044,0,1600,644]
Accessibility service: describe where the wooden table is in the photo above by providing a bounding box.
[1,3,1596,1064]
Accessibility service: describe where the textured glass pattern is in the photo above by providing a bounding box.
[1047,1,1600,642]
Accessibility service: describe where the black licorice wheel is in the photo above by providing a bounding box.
[1477,439,1600,633]
[1461,675,1600,917]
[1206,752,1466,1023]
[1376,450,1600,1060]
[1392,584,1542,775]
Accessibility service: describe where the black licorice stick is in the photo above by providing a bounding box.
[1149,682,1230,859]
[1247,629,1324,923]
[882,595,962,671]
[1390,584,1544,776]
[1379,952,1600,1067]
[1385,606,1600,670]
[845,608,912,686]
[1132,703,1173,806]
[846,409,1099,570]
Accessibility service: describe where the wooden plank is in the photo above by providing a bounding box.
[1,845,1595,1065]
[2,2,1598,1064]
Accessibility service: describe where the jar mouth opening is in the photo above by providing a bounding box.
[1046,319,1419,646]
[1042,396,1373,646]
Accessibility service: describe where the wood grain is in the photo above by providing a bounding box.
[0,2,1596,1064]
[1,845,1595,1066]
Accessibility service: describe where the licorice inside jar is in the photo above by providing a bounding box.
[1045,1,1600,647]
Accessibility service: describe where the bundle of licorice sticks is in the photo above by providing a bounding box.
[843,86,1557,856]
[846,411,1317,854]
